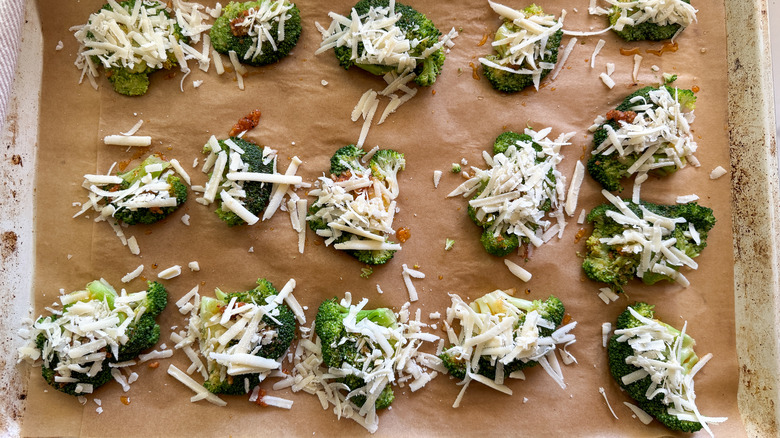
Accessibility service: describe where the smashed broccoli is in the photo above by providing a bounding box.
[482,4,563,93]
[111,155,188,225]
[308,145,405,265]
[607,303,705,432]
[79,0,186,96]
[26,280,168,396]
[467,131,553,256]
[199,278,297,395]
[588,85,697,191]
[331,0,447,87]
[205,137,274,226]
[582,199,716,292]
[315,298,397,409]
[440,291,565,380]
[609,0,692,42]
[210,0,302,66]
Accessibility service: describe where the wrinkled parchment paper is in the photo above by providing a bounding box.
[24,0,743,435]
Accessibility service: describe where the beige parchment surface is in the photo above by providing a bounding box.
[24,0,742,436]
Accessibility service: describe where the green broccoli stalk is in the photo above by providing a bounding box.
[210,0,302,66]
[330,0,447,87]
[204,137,274,226]
[481,4,563,93]
[23,280,168,396]
[439,291,566,380]
[315,298,397,409]
[582,199,715,292]
[199,278,297,395]
[609,0,694,42]
[587,85,697,191]
[76,0,187,96]
[111,155,188,225]
[607,303,707,433]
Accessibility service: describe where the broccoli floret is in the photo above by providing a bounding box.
[451,163,461,173]
[333,0,446,87]
[609,1,691,42]
[330,144,366,176]
[31,280,167,396]
[583,200,716,292]
[482,5,562,93]
[209,0,301,66]
[200,279,296,394]
[369,149,405,184]
[87,0,186,96]
[588,86,697,191]
[311,145,402,265]
[315,298,397,409]
[493,131,532,155]
[479,229,519,257]
[209,137,274,226]
[607,303,703,432]
[111,155,188,225]
[440,292,565,379]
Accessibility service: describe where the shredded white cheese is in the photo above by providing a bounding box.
[709,166,727,180]
[103,135,152,147]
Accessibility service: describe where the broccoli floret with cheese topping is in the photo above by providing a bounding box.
[210,0,302,67]
[327,0,448,87]
[583,199,715,292]
[111,155,188,225]
[439,291,566,380]
[481,4,563,93]
[76,0,186,96]
[588,85,697,191]
[608,0,694,42]
[204,137,274,226]
[607,302,713,433]
[21,280,168,396]
[315,298,397,409]
[199,278,297,395]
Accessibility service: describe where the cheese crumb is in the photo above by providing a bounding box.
[248,246,254,253]
[181,214,191,226]
[193,80,203,88]
[676,194,700,204]
[433,170,442,188]
[710,165,727,179]
[55,41,64,51]
[321,79,328,86]
[158,265,182,280]
[600,72,615,89]
[188,261,200,272]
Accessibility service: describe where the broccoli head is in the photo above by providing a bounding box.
[330,144,366,176]
[609,0,692,42]
[588,85,697,191]
[482,5,563,93]
[82,0,186,96]
[607,303,704,432]
[199,278,297,394]
[210,0,302,66]
[25,280,168,396]
[440,292,566,380]
[349,246,397,265]
[479,229,519,257]
[583,199,716,292]
[333,0,446,87]
[208,137,274,226]
[110,155,188,225]
[315,297,397,409]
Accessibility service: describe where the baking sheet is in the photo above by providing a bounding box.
[19,0,746,435]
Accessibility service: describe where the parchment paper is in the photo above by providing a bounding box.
[24,0,743,435]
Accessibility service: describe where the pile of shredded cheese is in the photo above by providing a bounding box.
[613,307,726,436]
[71,0,202,90]
[448,127,575,247]
[590,86,698,198]
[285,295,443,433]
[315,4,457,146]
[195,136,309,233]
[307,149,403,254]
[441,290,577,406]
[232,1,296,62]
[606,0,697,38]
[17,280,158,394]
[73,158,188,255]
[479,1,564,91]
[598,189,700,287]
[169,280,304,407]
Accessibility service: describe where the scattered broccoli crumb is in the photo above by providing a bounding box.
[451,163,461,173]
[360,267,374,278]
[444,239,455,251]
